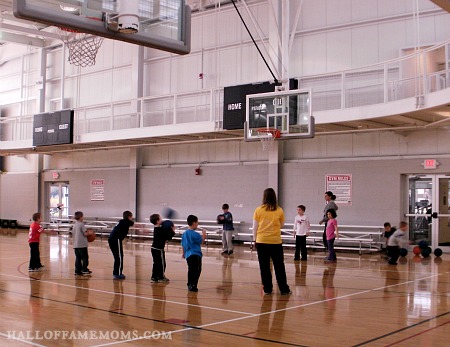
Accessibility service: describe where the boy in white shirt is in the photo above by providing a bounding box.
[387,221,409,265]
[293,205,311,261]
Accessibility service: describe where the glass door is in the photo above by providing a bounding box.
[406,175,450,253]
[436,176,450,250]
[47,182,70,221]
[407,176,432,244]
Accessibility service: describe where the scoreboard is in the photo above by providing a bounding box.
[33,109,74,147]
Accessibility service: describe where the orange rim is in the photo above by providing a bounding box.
[59,27,79,33]
[256,128,281,138]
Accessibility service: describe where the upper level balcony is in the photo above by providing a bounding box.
[0,40,449,155]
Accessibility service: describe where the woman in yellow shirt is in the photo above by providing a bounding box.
[253,188,291,295]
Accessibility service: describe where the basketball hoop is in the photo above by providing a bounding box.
[58,27,104,67]
[256,128,281,151]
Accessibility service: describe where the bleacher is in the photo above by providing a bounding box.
[241,223,384,255]
[45,217,383,254]
[45,217,244,246]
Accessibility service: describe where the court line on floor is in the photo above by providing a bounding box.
[352,312,450,346]
[384,319,450,347]
[91,271,447,346]
[2,271,254,317]
[4,254,447,346]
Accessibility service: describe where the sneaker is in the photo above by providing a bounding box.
[113,274,126,280]
[82,270,92,275]
[160,277,170,283]
[264,291,273,296]
[188,284,198,292]
[38,265,45,269]
[301,258,307,261]
[221,251,228,256]
[29,268,38,272]
[228,250,233,255]
[151,277,159,283]
[74,271,83,276]
[281,290,292,295]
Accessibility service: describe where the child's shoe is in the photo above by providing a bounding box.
[188,284,198,292]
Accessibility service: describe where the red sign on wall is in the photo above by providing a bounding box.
[423,159,438,169]
[90,179,105,201]
[326,174,352,206]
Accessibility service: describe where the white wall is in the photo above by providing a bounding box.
[1,1,448,112]
[1,0,450,226]
[140,0,450,94]
[2,126,450,226]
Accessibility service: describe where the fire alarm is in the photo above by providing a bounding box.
[195,168,201,175]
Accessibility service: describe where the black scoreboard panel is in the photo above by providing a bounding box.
[223,82,274,130]
[33,109,74,147]
[223,79,298,130]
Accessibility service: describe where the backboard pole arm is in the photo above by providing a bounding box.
[230,0,280,86]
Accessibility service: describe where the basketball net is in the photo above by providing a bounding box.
[58,28,104,67]
[256,128,281,151]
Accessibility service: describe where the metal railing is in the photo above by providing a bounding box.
[298,41,449,111]
[1,40,449,145]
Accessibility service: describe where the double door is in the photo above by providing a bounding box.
[406,175,450,253]
[47,182,69,221]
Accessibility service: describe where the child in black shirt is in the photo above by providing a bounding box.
[108,211,134,280]
[150,214,175,283]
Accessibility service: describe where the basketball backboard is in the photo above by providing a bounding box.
[244,89,315,141]
[13,0,191,55]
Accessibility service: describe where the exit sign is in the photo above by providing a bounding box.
[423,159,439,169]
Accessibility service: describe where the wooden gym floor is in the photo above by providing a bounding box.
[0,231,449,347]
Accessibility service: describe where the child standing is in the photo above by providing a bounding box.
[181,215,206,292]
[293,205,311,261]
[72,211,92,276]
[325,209,338,263]
[387,221,409,265]
[150,214,175,283]
[28,212,44,272]
[108,211,134,280]
[219,204,234,256]
[319,192,338,251]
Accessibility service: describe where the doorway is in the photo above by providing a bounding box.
[47,182,69,221]
[406,175,450,253]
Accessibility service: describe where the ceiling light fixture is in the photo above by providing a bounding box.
[60,5,79,12]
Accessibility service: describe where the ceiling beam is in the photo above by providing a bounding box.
[0,30,45,46]
[389,115,429,126]
[0,22,60,40]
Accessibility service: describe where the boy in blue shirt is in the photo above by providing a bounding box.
[181,215,206,292]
